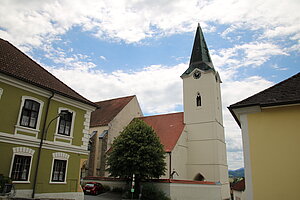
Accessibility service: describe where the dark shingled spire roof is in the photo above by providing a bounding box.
[182,23,214,77]
[0,38,97,107]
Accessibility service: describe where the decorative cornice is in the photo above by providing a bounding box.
[0,132,89,155]
[13,146,35,155]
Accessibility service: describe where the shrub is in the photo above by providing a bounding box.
[102,184,111,192]
[0,175,11,193]
[141,184,170,200]
[112,187,123,193]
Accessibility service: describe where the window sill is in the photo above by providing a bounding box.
[49,181,67,184]
[54,134,73,144]
[54,134,73,139]
[12,181,30,184]
[14,125,39,137]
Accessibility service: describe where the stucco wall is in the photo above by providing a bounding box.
[107,96,143,149]
[153,182,222,200]
[233,190,245,200]
[160,129,188,180]
[170,130,188,180]
[182,71,223,125]
[247,105,300,200]
[182,70,230,200]
[0,77,93,199]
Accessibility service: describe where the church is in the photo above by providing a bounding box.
[88,24,230,199]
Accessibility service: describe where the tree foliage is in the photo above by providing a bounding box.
[107,118,166,179]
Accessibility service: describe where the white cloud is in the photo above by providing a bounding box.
[47,62,185,114]
[211,41,289,73]
[236,42,288,67]
[271,64,288,71]
[99,56,107,61]
[1,0,299,48]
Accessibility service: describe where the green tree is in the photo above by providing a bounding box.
[107,118,166,180]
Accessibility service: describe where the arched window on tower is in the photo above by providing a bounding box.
[196,92,201,107]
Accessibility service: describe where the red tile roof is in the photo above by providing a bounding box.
[90,95,135,127]
[140,112,184,152]
[232,179,245,191]
[0,38,96,107]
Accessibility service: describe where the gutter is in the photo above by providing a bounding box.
[227,106,241,128]
[168,152,172,180]
[32,92,54,198]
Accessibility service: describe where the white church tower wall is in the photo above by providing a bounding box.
[181,24,230,199]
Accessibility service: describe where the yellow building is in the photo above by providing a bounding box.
[229,72,300,200]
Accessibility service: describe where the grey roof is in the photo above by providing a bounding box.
[182,24,214,77]
[229,72,300,109]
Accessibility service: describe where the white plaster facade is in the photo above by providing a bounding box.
[182,68,230,199]
[233,190,246,200]
[161,129,188,180]
[106,96,143,150]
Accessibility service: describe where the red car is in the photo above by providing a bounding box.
[82,182,103,195]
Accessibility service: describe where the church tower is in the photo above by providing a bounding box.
[181,24,230,199]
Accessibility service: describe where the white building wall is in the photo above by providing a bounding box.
[171,129,188,180]
[233,190,246,200]
[183,70,223,125]
[107,96,143,149]
[160,129,188,180]
[157,182,222,200]
[182,69,230,199]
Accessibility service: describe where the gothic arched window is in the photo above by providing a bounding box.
[196,93,201,107]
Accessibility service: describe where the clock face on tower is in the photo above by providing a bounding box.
[193,70,201,79]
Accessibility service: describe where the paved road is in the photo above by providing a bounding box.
[84,192,122,200]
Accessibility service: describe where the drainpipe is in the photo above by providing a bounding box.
[168,152,172,181]
[32,92,54,198]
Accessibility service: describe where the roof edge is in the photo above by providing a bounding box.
[139,111,184,119]
[94,95,136,104]
[0,70,98,108]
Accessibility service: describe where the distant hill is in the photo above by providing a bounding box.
[229,168,244,177]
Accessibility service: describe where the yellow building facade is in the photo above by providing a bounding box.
[229,72,300,200]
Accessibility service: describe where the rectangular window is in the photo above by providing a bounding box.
[58,111,72,136]
[51,159,67,182]
[20,99,40,129]
[11,155,31,181]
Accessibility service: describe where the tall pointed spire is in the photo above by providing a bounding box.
[182,23,214,76]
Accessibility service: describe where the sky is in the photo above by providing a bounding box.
[1,0,299,170]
